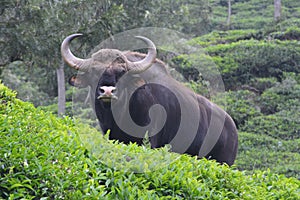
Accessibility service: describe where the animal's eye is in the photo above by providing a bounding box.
[119,67,126,73]
[116,69,126,79]
[115,57,125,63]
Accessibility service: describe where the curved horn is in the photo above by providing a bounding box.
[61,33,91,72]
[127,36,157,74]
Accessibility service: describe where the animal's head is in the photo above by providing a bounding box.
[61,34,157,103]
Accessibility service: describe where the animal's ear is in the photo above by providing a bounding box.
[69,75,88,88]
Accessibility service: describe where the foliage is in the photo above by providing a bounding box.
[1,0,300,196]
[1,0,300,101]
[1,84,300,199]
[242,75,300,141]
[258,74,300,114]
[270,26,300,40]
[1,0,125,96]
[1,0,213,109]
[209,0,300,30]
[248,77,278,93]
[189,29,261,47]
[236,132,300,179]
[39,86,99,127]
[114,0,211,36]
[205,39,300,89]
[213,90,261,126]
[242,113,300,140]
[175,34,300,90]
[171,53,219,82]
[0,61,53,106]
[210,74,300,178]
[185,80,211,98]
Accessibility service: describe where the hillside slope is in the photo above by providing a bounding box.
[210,0,300,31]
[171,0,300,176]
[1,83,299,199]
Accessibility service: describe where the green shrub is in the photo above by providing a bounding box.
[171,53,220,82]
[189,29,259,47]
[276,19,300,32]
[242,75,300,140]
[184,80,210,98]
[210,0,300,30]
[270,26,300,40]
[258,90,281,114]
[237,132,300,179]
[170,33,299,91]
[1,83,300,199]
[242,112,300,140]
[234,41,295,85]
[258,75,300,114]
[39,86,99,127]
[249,77,278,93]
[212,90,261,127]
[0,61,54,107]
[188,38,300,89]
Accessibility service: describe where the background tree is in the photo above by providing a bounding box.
[0,0,125,111]
[57,59,66,115]
[227,0,231,29]
[0,0,211,113]
[274,0,282,22]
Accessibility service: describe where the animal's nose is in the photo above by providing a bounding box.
[99,86,116,96]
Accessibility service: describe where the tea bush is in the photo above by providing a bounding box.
[210,0,300,30]
[175,36,300,90]
[249,77,277,93]
[237,132,300,179]
[270,26,300,40]
[242,75,300,140]
[259,75,300,113]
[205,40,300,89]
[189,29,260,47]
[242,110,300,140]
[212,90,261,127]
[210,73,300,178]
[1,83,300,199]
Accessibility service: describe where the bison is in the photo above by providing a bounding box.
[61,33,238,166]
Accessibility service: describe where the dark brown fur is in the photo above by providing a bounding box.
[70,52,238,166]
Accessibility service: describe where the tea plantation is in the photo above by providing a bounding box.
[172,25,300,180]
[1,0,300,198]
[1,83,300,199]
